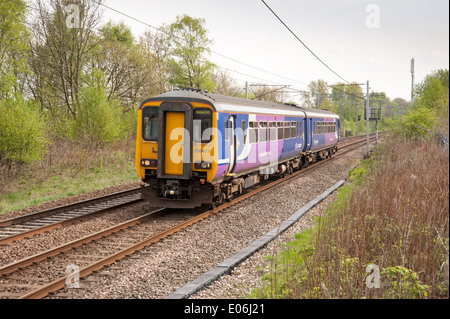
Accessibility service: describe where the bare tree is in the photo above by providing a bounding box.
[28,0,103,116]
[211,69,243,96]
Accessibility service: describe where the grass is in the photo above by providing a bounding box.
[0,137,140,215]
[250,136,449,299]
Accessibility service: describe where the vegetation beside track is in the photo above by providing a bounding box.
[250,136,449,299]
[0,137,139,215]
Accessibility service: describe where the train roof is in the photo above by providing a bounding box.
[141,90,340,119]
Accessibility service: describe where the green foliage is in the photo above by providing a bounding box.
[100,20,135,48]
[0,96,49,168]
[382,266,429,298]
[414,69,449,110]
[166,15,216,91]
[73,70,127,145]
[0,0,31,99]
[399,69,449,139]
[397,106,437,139]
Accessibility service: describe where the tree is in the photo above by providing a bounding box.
[0,97,48,171]
[211,69,242,96]
[0,0,31,99]
[303,79,331,109]
[400,69,449,139]
[414,69,449,110]
[139,29,172,95]
[166,15,216,91]
[250,84,288,104]
[29,0,103,116]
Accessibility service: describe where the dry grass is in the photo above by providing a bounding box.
[0,136,138,214]
[254,136,449,299]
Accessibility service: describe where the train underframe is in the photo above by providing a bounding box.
[141,145,338,209]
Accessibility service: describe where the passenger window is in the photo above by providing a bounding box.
[249,121,258,144]
[242,121,246,144]
[269,122,276,141]
[193,108,212,143]
[284,121,290,139]
[142,106,159,141]
[291,121,296,138]
[277,121,283,140]
[260,122,268,143]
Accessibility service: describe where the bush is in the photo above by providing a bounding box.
[0,96,49,170]
[397,106,437,139]
[73,70,127,145]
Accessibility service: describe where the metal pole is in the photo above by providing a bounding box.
[375,120,378,146]
[410,58,415,107]
[366,80,370,157]
[245,81,248,99]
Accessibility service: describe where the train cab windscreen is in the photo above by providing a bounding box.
[193,108,212,143]
[142,106,159,141]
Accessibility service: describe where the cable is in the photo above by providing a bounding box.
[91,0,309,87]
[260,0,350,84]
[6,0,311,101]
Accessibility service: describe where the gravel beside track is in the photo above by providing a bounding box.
[1,142,374,299]
[51,145,369,299]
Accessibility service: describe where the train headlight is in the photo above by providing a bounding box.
[141,159,157,167]
[195,162,211,169]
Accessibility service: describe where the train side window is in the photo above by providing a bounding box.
[193,108,212,143]
[277,121,283,140]
[142,106,159,141]
[249,121,258,144]
[269,122,276,141]
[224,120,229,141]
[299,121,302,136]
[284,121,290,139]
[242,121,246,144]
[260,121,268,143]
[290,121,297,138]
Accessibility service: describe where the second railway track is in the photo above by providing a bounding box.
[0,188,142,245]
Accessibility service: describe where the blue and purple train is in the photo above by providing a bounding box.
[136,89,340,208]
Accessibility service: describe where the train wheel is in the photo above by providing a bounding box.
[238,184,243,195]
[210,192,224,209]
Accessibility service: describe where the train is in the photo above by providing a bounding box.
[135,89,340,208]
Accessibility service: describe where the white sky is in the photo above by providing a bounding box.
[100,0,449,103]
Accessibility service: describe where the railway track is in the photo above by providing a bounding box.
[0,133,383,299]
[0,188,142,245]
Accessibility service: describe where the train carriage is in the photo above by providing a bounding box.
[136,89,340,208]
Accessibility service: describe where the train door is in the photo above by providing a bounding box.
[227,115,237,175]
[157,102,192,179]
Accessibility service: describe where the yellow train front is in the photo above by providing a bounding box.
[135,90,220,208]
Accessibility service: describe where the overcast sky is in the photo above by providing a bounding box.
[101,0,449,103]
